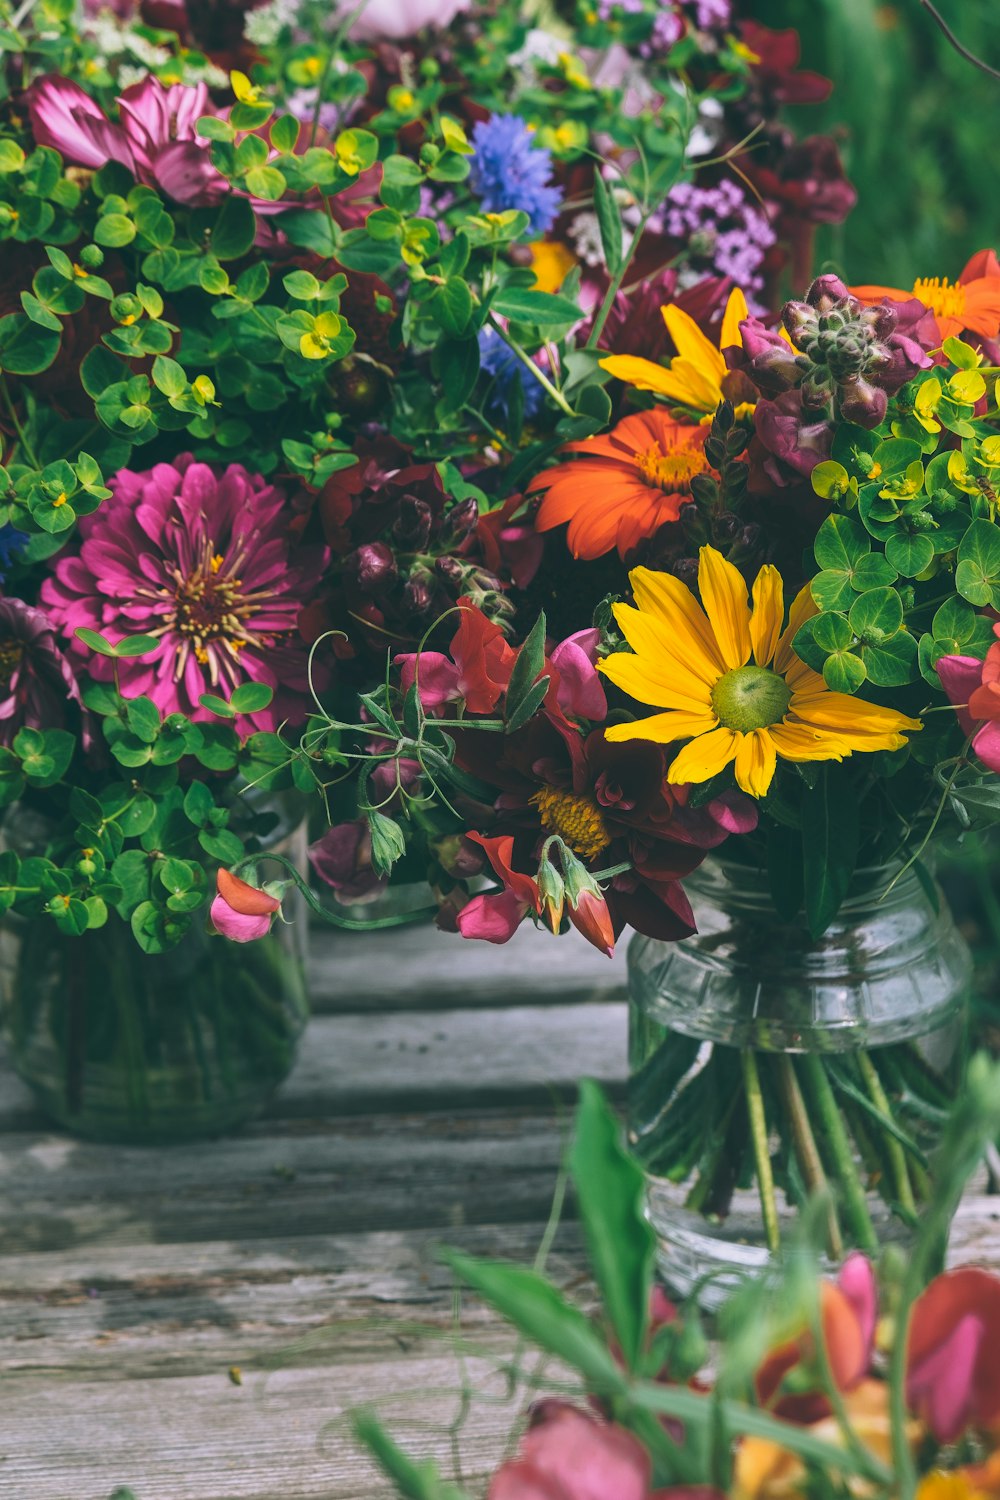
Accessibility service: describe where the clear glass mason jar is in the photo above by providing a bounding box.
[628,855,971,1308]
[0,805,309,1143]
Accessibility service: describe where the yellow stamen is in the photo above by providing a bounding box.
[634,441,708,493]
[52,492,68,507]
[531,787,611,861]
[912,277,967,322]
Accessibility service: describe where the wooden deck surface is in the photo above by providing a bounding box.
[0,922,998,1500]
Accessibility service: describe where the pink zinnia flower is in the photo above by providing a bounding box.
[28,75,289,214]
[40,455,328,735]
[0,597,84,746]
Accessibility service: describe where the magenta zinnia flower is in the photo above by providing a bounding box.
[41,456,329,734]
[0,597,84,746]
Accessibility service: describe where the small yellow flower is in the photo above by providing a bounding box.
[599,546,920,798]
[529,239,577,294]
[600,287,751,417]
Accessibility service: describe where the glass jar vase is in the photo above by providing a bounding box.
[627,855,971,1307]
[0,814,310,1144]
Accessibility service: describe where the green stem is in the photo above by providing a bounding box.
[742,1049,780,1255]
[776,1054,843,1261]
[0,374,39,468]
[799,1054,878,1254]
[858,1050,917,1218]
[232,851,439,932]
[584,207,653,351]
[486,316,576,417]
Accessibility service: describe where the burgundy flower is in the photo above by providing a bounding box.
[0,597,84,747]
[40,456,329,736]
[753,389,833,485]
[308,819,385,904]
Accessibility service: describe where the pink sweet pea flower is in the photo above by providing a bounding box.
[455,832,542,945]
[937,634,1000,772]
[549,629,608,723]
[210,869,280,943]
[907,1267,1000,1442]
[395,600,517,713]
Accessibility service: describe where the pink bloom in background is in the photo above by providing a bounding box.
[335,0,470,40]
[210,869,280,942]
[0,597,84,746]
[488,1400,714,1500]
[41,456,328,736]
[309,819,386,905]
[548,629,608,723]
[28,75,289,214]
[937,631,1000,772]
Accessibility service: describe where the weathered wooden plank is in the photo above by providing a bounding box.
[0,1000,628,1132]
[307,919,626,1014]
[0,1221,586,1381]
[0,1109,573,1255]
[0,1352,518,1500]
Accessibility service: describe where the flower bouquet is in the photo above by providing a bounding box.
[297,248,1000,1284]
[0,0,850,1142]
[356,1062,1000,1500]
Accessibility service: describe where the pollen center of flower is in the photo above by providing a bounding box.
[912,277,967,322]
[531,786,612,861]
[711,666,792,733]
[634,441,708,493]
[0,637,23,687]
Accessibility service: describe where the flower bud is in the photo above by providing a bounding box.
[403,578,434,615]
[348,541,398,594]
[806,273,853,311]
[838,374,887,430]
[537,855,565,935]
[79,243,104,270]
[443,496,479,542]
[393,494,433,549]
[560,850,615,958]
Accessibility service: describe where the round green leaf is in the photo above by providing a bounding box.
[848,587,904,641]
[885,532,935,577]
[822,651,867,694]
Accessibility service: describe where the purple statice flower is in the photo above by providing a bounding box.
[0,526,27,583]
[40,456,329,736]
[0,598,84,747]
[686,0,731,28]
[478,327,545,421]
[662,178,776,303]
[596,0,643,15]
[469,115,562,237]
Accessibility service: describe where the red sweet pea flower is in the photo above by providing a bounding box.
[756,1253,877,1424]
[937,632,1000,774]
[395,599,517,713]
[455,832,542,945]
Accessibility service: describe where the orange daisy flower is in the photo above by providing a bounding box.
[852,249,1000,343]
[527,408,709,561]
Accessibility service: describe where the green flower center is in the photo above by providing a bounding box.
[711,665,792,732]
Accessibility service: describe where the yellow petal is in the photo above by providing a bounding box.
[667,725,739,786]
[733,728,778,797]
[601,613,716,710]
[697,546,751,670]
[604,708,719,744]
[792,691,922,737]
[661,303,726,385]
[720,286,750,354]
[628,566,726,677]
[769,720,849,762]
[598,354,676,394]
[774,581,818,675]
[668,356,726,413]
[750,564,784,667]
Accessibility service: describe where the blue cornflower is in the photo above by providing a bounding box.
[0,525,27,583]
[469,114,562,236]
[477,327,545,422]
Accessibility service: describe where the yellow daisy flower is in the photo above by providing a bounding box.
[599,287,751,417]
[599,546,921,798]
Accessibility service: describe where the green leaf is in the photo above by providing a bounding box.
[430,277,473,337]
[792,612,852,671]
[115,634,159,658]
[505,612,547,724]
[569,1081,653,1372]
[491,287,581,325]
[956,518,1000,609]
[859,630,918,688]
[199,693,236,718]
[353,1416,471,1500]
[848,586,904,642]
[94,212,136,248]
[592,171,623,276]
[124,695,161,743]
[0,313,59,375]
[229,681,274,713]
[75,627,119,657]
[271,113,300,153]
[151,354,186,398]
[885,533,935,577]
[822,651,868,694]
[211,195,257,259]
[801,766,859,939]
[443,1251,626,1392]
[245,165,286,202]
